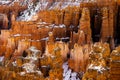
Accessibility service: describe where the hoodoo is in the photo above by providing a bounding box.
[0,0,120,80]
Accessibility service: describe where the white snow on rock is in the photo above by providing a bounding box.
[17,2,40,21]
[64,74,71,80]
[66,69,72,75]
[0,56,4,62]
[71,72,77,77]
[20,0,33,6]
[16,0,83,21]
[70,77,77,80]
[63,62,81,80]
[54,24,66,28]
[49,1,80,10]
[19,72,26,76]
[22,62,36,73]
[0,0,95,21]
[88,64,106,73]
[13,34,21,37]
[41,37,49,41]
[17,1,49,21]
[19,46,42,76]
[0,0,11,5]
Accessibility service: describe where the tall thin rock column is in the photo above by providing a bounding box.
[45,32,55,55]
[108,8,115,49]
[77,30,85,46]
[100,7,109,42]
[79,8,92,44]
[11,12,16,29]
[72,6,80,31]
[69,43,84,72]
[100,7,114,43]
[108,7,114,38]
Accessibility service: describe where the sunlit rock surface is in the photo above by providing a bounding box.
[0,0,119,80]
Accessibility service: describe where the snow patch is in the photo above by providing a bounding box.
[0,1,11,5]
[63,62,81,80]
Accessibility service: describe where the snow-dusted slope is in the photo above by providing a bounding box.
[20,0,33,6]
[49,1,80,10]
[0,0,11,5]
[17,1,50,21]
[0,0,92,22]
[17,2,40,21]
[17,0,82,21]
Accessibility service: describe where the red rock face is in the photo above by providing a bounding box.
[77,30,85,45]
[71,44,91,72]
[0,14,8,29]
[0,0,119,80]
[0,30,10,45]
[101,7,109,42]
[0,15,3,27]
[17,40,31,54]
[100,7,114,45]
[79,8,92,44]
[70,8,91,48]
